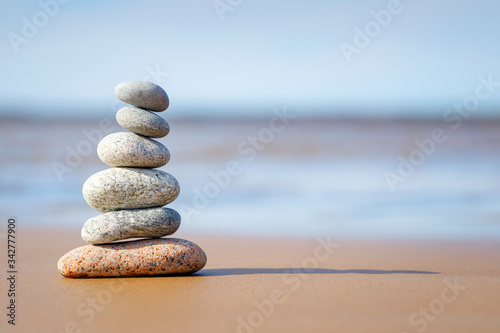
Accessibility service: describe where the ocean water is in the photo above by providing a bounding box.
[1,118,499,239]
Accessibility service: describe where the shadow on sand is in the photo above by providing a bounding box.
[198,268,439,276]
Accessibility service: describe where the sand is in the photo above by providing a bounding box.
[1,229,499,333]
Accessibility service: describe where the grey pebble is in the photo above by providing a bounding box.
[82,168,180,213]
[115,81,169,112]
[97,132,170,168]
[116,106,170,138]
[81,207,181,244]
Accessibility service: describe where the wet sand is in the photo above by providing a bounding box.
[1,228,499,333]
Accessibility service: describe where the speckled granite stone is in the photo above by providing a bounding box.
[82,207,181,244]
[82,168,180,213]
[97,132,170,168]
[58,238,207,278]
[116,107,170,138]
[115,81,169,112]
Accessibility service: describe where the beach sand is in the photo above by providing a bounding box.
[1,229,499,333]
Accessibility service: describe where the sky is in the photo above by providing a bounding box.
[1,0,500,119]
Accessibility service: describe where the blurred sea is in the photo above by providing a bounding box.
[1,118,500,239]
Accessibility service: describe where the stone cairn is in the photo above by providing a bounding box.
[58,81,207,278]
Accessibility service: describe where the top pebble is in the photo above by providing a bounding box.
[115,81,169,112]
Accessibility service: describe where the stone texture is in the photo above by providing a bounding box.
[116,107,170,138]
[82,168,180,213]
[97,132,170,168]
[81,207,181,244]
[115,81,169,112]
[58,238,207,278]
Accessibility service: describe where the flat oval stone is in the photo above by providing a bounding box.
[115,81,169,112]
[116,107,170,138]
[97,132,170,168]
[58,238,207,278]
[82,207,181,244]
[82,168,180,213]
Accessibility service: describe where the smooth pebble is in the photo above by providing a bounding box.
[58,238,207,278]
[82,168,180,213]
[97,132,169,168]
[81,207,181,244]
[115,81,169,112]
[116,106,170,138]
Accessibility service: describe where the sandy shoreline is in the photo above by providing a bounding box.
[0,228,499,333]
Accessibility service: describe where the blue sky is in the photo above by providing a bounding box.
[1,0,500,118]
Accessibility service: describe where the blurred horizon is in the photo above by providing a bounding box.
[2,0,500,120]
[2,106,500,121]
[2,117,500,239]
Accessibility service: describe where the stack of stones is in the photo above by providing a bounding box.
[58,81,207,278]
